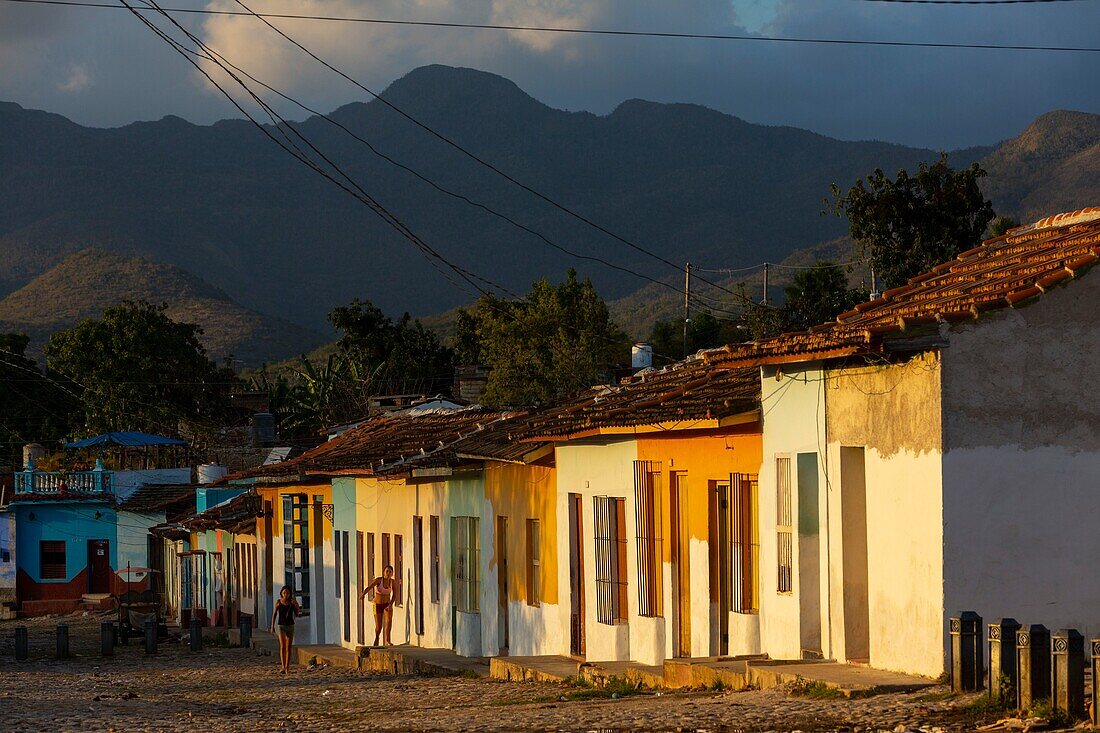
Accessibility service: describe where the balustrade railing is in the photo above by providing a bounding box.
[14,470,114,496]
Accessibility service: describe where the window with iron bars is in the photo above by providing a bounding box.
[452,516,479,613]
[282,494,310,609]
[634,461,663,617]
[731,473,760,612]
[525,519,541,607]
[594,495,628,624]
[776,457,793,594]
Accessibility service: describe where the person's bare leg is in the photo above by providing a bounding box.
[384,606,393,646]
[373,606,382,646]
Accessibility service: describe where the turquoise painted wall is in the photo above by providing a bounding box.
[14,502,118,582]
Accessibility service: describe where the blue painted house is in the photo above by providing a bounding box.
[12,432,193,615]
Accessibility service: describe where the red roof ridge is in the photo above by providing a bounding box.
[1009,207,1100,237]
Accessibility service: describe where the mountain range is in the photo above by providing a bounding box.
[1,64,1098,360]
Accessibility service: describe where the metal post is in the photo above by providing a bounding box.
[950,611,983,692]
[239,616,252,649]
[988,618,1020,703]
[101,621,115,657]
[189,617,203,652]
[1090,639,1100,727]
[144,619,157,655]
[762,262,769,305]
[682,262,691,358]
[1051,629,1084,720]
[55,623,69,660]
[1016,624,1051,711]
[14,626,28,661]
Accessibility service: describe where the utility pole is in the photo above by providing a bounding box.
[683,262,691,358]
[762,262,769,305]
[870,264,880,300]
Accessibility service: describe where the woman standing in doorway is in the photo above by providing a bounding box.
[269,585,300,674]
[360,565,397,646]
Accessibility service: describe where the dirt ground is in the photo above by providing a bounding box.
[0,613,1018,732]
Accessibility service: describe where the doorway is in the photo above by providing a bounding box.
[413,517,425,637]
[568,493,586,658]
[88,539,111,594]
[709,480,731,656]
[356,531,365,645]
[496,516,509,653]
[670,472,691,657]
[840,447,870,663]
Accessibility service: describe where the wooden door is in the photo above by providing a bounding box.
[413,517,424,636]
[709,481,732,656]
[568,494,585,657]
[88,539,111,594]
[496,516,509,653]
[670,473,691,657]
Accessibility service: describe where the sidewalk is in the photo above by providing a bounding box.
[251,631,488,677]
[490,654,935,697]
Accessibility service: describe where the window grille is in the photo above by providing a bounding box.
[776,457,793,594]
[526,519,541,607]
[394,534,404,606]
[634,461,663,617]
[40,540,66,580]
[282,494,310,609]
[452,516,480,613]
[367,532,376,583]
[731,473,760,612]
[429,516,441,603]
[594,496,628,624]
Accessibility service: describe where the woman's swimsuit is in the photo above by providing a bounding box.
[373,579,394,606]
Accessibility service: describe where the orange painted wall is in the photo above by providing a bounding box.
[483,462,558,606]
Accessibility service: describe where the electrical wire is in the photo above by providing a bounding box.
[3,0,1099,52]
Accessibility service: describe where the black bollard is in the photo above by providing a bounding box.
[239,616,252,649]
[951,612,984,692]
[101,621,115,657]
[56,623,69,659]
[988,618,1020,703]
[14,626,28,661]
[1051,629,1085,720]
[1016,624,1051,711]
[189,617,203,652]
[144,619,157,655]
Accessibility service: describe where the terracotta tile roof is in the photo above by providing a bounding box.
[184,490,263,533]
[520,357,761,439]
[374,411,545,473]
[706,207,1100,367]
[117,483,197,519]
[227,406,512,480]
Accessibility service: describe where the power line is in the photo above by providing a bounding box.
[3,0,1100,52]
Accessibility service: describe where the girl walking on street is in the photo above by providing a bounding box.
[360,565,397,646]
[270,585,301,674]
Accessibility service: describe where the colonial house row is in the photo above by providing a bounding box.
[181,206,1100,679]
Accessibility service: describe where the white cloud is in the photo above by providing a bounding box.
[58,63,91,93]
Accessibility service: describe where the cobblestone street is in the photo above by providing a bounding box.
[1,615,997,732]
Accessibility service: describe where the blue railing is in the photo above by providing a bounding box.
[14,470,114,496]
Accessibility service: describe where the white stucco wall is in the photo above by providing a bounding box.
[941,269,1100,645]
[757,363,828,662]
[0,510,15,601]
[555,439,637,662]
[114,468,191,500]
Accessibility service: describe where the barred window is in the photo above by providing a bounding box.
[634,461,663,617]
[776,457,793,594]
[526,519,541,607]
[394,534,404,606]
[594,496,628,624]
[40,540,66,580]
[429,515,441,603]
[452,516,480,613]
[732,473,760,612]
[282,494,310,609]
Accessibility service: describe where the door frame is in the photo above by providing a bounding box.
[496,515,509,653]
[568,493,586,658]
[670,472,691,657]
[87,539,111,594]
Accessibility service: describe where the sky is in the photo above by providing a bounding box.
[1,0,1099,149]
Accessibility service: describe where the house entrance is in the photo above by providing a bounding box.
[568,493,585,658]
[840,447,870,663]
[670,472,691,657]
[709,480,731,656]
[88,539,111,594]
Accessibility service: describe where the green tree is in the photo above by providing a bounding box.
[44,301,238,436]
[829,155,995,289]
[647,311,743,361]
[0,332,79,465]
[460,270,627,407]
[987,215,1020,238]
[781,264,865,331]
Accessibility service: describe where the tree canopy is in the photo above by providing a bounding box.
[829,155,995,289]
[456,270,627,408]
[0,332,78,465]
[44,301,238,436]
